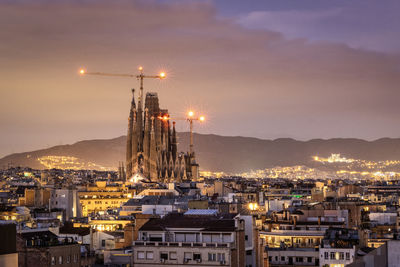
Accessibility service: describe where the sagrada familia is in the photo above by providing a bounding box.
[125,89,198,182]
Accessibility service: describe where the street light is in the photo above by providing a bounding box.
[157,110,206,157]
[186,111,205,157]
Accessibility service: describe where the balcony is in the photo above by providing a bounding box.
[133,241,232,248]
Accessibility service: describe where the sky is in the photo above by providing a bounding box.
[1,0,400,157]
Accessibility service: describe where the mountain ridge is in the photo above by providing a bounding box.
[2,133,400,173]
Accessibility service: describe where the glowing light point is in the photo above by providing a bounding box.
[199,116,205,122]
[159,72,166,79]
[79,69,85,74]
[138,66,143,71]
[188,111,194,117]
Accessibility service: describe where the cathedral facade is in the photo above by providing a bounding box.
[125,89,198,182]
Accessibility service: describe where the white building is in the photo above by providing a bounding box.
[50,188,81,220]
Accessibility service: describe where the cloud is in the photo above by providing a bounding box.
[0,0,400,156]
[235,1,400,53]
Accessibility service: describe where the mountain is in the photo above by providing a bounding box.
[2,133,400,173]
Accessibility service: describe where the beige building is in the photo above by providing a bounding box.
[132,212,245,266]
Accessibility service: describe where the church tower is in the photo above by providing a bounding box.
[125,90,196,182]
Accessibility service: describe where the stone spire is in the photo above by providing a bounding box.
[143,108,150,177]
[126,89,136,179]
[171,121,177,161]
[136,91,143,152]
[149,116,158,181]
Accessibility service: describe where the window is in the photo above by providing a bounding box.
[324,252,329,259]
[245,235,248,241]
[73,254,78,263]
[330,252,335,259]
[307,257,312,263]
[295,257,303,263]
[339,252,344,260]
[137,251,145,260]
[346,252,350,260]
[146,252,154,260]
[59,256,63,264]
[275,256,278,261]
[160,252,168,260]
[308,238,313,244]
[170,252,177,260]
[217,253,225,261]
[281,256,285,261]
[101,240,106,247]
[246,250,252,255]
[194,253,201,261]
[184,252,192,261]
[51,256,56,265]
[268,256,272,262]
[208,253,216,261]
[66,255,71,263]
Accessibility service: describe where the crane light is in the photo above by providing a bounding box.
[199,116,205,122]
[188,111,194,117]
[159,72,166,79]
[79,69,85,75]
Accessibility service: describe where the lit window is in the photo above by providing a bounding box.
[58,256,63,264]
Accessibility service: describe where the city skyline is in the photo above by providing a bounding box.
[1,0,400,157]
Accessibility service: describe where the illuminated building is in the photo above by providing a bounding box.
[79,196,129,217]
[125,90,195,182]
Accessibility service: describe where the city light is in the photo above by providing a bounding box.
[138,66,143,71]
[79,69,85,74]
[199,116,205,122]
[159,72,166,79]
[248,203,258,211]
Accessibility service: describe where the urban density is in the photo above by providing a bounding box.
[1,1,400,267]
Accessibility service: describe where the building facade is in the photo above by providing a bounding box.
[132,213,246,266]
[125,90,196,182]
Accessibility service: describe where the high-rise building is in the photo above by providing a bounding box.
[125,89,195,182]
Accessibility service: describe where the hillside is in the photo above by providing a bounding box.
[2,133,400,173]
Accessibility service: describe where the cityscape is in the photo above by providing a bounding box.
[1,1,400,267]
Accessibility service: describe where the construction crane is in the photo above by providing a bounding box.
[79,66,166,110]
[158,111,205,157]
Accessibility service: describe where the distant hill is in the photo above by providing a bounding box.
[2,133,400,173]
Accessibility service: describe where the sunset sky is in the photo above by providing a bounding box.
[1,0,400,157]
